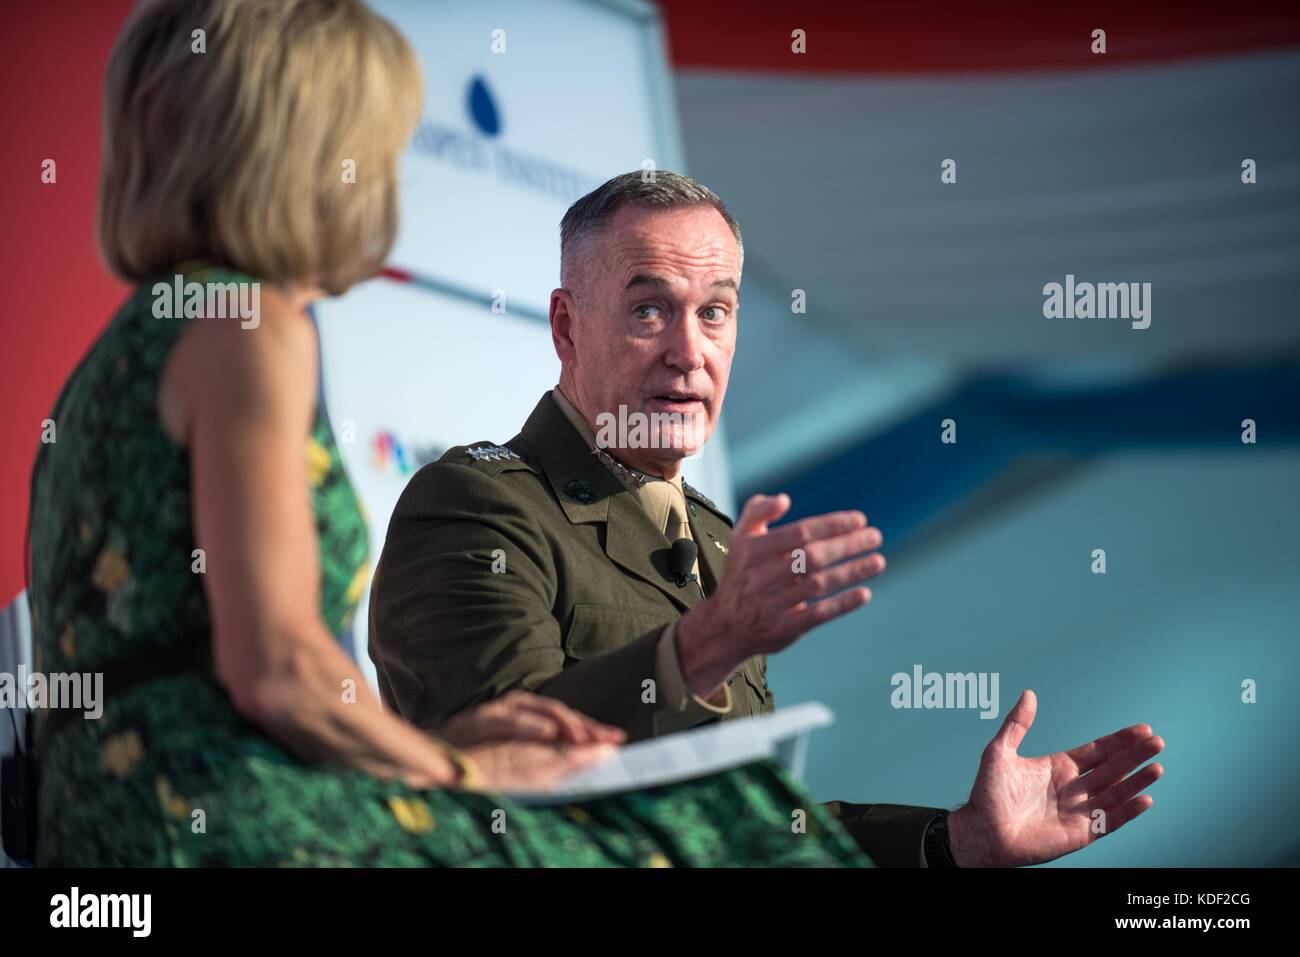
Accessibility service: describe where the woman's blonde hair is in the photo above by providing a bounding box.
[98,0,421,294]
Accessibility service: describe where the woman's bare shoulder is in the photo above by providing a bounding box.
[159,283,321,443]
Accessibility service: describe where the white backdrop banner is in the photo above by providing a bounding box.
[313,0,734,683]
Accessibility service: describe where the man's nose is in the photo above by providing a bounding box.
[664,314,706,372]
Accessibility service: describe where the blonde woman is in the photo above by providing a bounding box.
[26,0,867,866]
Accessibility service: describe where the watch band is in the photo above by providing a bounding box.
[923,810,957,868]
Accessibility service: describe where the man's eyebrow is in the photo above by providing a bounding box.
[623,274,740,295]
[624,274,670,290]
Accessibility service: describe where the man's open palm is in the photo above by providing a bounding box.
[952,691,1165,867]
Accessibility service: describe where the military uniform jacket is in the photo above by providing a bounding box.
[370,392,943,866]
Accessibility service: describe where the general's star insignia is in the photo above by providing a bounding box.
[592,447,649,488]
[467,444,519,463]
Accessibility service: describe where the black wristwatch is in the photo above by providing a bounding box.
[923,811,958,868]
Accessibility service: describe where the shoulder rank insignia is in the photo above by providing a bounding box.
[683,481,716,512]
[564,479,594,504]
[466,444,519,463]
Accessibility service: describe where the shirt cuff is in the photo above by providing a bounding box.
[656,621,733,716]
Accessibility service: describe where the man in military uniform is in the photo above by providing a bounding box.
[370,171,1165,868]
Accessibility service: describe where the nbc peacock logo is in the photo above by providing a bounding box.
[371,431,444,475]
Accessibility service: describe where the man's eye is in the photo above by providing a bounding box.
[701,306,727,322]
[634,305,661,319]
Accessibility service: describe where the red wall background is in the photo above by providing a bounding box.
[1,0,133,603]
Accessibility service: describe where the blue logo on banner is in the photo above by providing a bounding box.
[468,75,501,138]
[410,73,599,201]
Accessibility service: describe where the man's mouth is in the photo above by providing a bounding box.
[649,392,706,407]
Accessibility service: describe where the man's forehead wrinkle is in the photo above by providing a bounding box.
[611,246,740,288]
[607,233,735,264]
[571,208,742,298]
[620,267,740,295]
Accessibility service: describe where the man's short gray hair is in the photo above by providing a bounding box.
[559,170,744,287]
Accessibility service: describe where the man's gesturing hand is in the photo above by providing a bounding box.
[676,493,886,696]
[947,690,1165,867]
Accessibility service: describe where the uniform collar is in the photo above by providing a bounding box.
[518,392,621,526]
[550,386,687,499]
[518,391,704,612]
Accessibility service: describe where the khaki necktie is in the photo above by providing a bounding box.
[638,479,701,587]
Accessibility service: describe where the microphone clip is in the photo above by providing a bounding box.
[669,537,700,590]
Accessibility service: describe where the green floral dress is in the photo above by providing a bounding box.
[27,267,869,867]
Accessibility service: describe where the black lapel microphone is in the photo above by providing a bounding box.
[670,538,699,587]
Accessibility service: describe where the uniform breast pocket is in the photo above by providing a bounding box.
[564,603,674,661]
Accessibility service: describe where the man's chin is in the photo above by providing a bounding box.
[655,423,710,457]
[614,432,708,476]
[593,407,713,468]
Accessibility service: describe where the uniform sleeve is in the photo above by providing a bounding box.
[820,801,946,867]
[651,619,733,735]
[370,461,694,740]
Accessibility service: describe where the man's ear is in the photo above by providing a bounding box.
[549,286,578,363]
